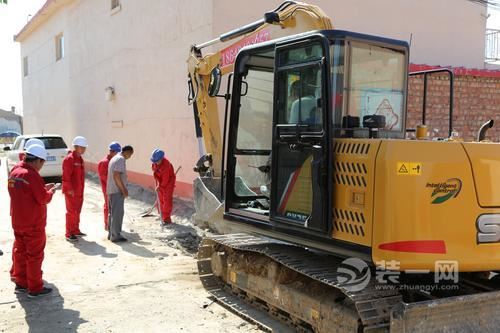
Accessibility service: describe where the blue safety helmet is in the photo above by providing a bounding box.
[109,141,122,153]
[150,148,165,163]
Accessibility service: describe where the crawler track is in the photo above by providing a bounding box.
[198,234,402,332]
[198,234,500,332]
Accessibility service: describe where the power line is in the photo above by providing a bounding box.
[467,0,500,9]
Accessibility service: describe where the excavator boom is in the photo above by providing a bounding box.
[187,1,332,178]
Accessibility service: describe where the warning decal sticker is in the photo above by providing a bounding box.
[397,162,422,176]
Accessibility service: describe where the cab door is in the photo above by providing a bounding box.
[270,40,330,233]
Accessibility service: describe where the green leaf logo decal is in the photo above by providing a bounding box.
[427,178,462,204]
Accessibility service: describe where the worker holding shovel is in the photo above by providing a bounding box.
[150,149,176,226]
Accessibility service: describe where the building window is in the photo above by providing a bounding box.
[110,0,121,15]
[55,33,64,61]
[111,0,120,10]
[23,56,28,77]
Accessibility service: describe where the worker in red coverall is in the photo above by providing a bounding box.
[62,136,88,242]
[97,141,121,231]
[17,138,45,163]
[150,149,176,226]
[8,144,56,298]
[9,138,46,280]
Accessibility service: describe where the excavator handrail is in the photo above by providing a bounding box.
[409,68,454,137]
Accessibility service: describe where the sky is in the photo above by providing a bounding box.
[1,1,500,115]
[489,6,500,29]
[0,0,45,113]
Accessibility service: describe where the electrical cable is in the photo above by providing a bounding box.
[466,0,500,9]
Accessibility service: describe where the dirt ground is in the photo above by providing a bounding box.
[0,163,262,333]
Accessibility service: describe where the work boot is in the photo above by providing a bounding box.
[111,237,127,243]
[161,219,172,227]
[14,284,27,294]
[27,287,53,298]
[66,235,78,242]
[75,232,87,237]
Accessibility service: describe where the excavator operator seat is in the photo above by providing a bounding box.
[287,65,322,127]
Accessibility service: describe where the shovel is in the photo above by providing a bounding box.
[139,198,158,217]
[139,165,181,217]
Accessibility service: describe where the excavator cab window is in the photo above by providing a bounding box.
[228,48,275,214]
[281,68,323,128]
[233,68,273,202]
[333,40,407,139]
[278,43,324,130]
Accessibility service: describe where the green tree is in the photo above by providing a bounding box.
[0,0,7,4]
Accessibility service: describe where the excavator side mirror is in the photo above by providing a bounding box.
[208,66,222,97]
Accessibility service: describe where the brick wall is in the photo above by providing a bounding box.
[407,69,500,142]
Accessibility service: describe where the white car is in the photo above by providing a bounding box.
[6,134,69,178]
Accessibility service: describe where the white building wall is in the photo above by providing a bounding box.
[20,0,213,196]
[213,0,487,68]
[21,5,73,139]
[18,0,488,197]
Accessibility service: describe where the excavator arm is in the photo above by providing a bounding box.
[187,1,332,177]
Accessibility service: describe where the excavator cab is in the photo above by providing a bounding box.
[224,30,408,241]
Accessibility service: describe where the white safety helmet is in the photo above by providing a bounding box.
[72,136,88,147]
[26,144,47,160]
[25,138,45,150]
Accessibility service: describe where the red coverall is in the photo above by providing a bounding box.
[97,154,112,230]
[62,151,85,237]
[8,162,54,293]
[152,157,176,222]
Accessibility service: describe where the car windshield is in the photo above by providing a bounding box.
[28,137,68,149]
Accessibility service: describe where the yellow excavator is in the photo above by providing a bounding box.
[187,1,500,331]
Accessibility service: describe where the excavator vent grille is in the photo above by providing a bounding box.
[331,139,379,246]
[333,209,365,236]
[333,161,367,188]
[334,142,371,155]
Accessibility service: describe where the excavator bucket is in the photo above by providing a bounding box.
[193,176,223,228]
[390,290,500,332]
[193,176,259,234]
